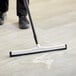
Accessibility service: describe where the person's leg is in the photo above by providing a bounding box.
[17,0,30,29]
[0,0,9,25]
[0,0,9,13]
[17,0,29,17]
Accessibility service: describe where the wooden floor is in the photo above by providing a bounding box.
[0,0,76,76]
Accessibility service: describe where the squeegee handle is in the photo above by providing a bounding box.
[24,0,38,45]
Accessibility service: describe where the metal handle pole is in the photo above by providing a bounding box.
[24,0,39,45]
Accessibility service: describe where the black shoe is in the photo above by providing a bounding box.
[0,12,6,25]
[19,16,29,29]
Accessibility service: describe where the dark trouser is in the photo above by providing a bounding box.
[0,0,29,17]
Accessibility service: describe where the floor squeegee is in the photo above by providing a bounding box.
[9,0,67,57]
